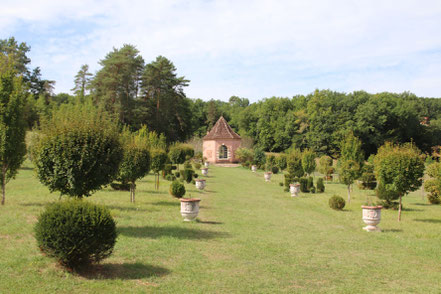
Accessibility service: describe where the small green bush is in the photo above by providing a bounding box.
[271,166,279,174]
[316,178,325,193]
[34,199,117,269]
[193,173,199,179]
[193,162,202,170]
[169,181,186,198]
[175,171,180,178]
[310,186,316,193]
[300,178,309,192]
[329,195,345,210]
[279,182,284,187]
[165,175,176,181]
[376,183,400,208]
[425,179,441,204]
[307,176,314,191]
[180,169,194,183]
[184,161,192,169]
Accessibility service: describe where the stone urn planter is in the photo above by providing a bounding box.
[195,179,206,190]
[201,168,208,177]
[251,165,257,172]
[290,183,301,197]
[204,162,209,168]
[180,198,201,221]
[264,172,272,182]
[361,205,383,232]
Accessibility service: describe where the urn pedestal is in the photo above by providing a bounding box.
[195,179,206,190]
[290,184,301,197]
[264,172,272,182]
[204,162,209,168]
[251,165,257,172]
[180,198,201,221]
[201,168,208,177]
[362,206,382,232]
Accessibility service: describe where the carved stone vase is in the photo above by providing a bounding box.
[361,206,383,232]
[180,198,201,222]
[290,184,301,197]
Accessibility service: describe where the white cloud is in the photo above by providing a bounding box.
[2,0,441,100]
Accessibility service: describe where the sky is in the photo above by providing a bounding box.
[1,0,441,102]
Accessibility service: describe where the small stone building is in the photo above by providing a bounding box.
[203,116,241,163]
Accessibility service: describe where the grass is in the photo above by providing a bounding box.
[1,161,441,293]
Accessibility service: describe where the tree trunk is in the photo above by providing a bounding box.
[131,182,136,203]
[347,184,351,204]
[156,173,160,190]
[398,194,402,221]
[1,166,6,205]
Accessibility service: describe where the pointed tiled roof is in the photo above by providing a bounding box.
[203,116,241,140]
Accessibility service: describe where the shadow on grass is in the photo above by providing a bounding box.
[145,190,168,195]
[382,229,403,233]
[414,218,441,223]
[19,166,34,171]
[78,262,169,280]
[19,202,46,207]
[413,203,431,206]
[403,207,424,212]
[106,205,155,212]
[118,225,230,239]
[196,220,223,225]
[151,201,179,207]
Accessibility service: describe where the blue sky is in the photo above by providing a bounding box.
[2,0,441,101]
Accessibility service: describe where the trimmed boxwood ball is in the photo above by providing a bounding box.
[329,195,345,210]
[170,181,186,198]
[34,199,117,269]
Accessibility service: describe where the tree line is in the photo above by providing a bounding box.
[3,37,441,158]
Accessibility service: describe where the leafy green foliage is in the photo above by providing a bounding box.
[329,195,345,210]
[301,149,316,176]
[169,143,187,166]
[299,178,309,193]
[276,153,287,171]
[33,104,122,198]
[169,180,185,198]
[374,142,425,219]
[34,199,117,269]
[287,149,304,178]
[338,133,364,203]
[359,162,377,190]
[318,155,333,177]
[0,54,27,205]
[253,148,266,168]
[424,162,441,204]
[235,147,254,167]
[150,149,167,173]
[316,178,325,193]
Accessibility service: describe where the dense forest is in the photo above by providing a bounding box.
[2,37,441,158]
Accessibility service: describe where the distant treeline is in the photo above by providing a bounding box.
[2,37,441,157]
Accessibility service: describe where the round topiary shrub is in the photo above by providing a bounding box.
[271,166,279,174]
[329,195,345,210]
[34,199,117,270]
[169,181,186,198]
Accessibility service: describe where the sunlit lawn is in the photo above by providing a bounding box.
[1,161,441,293]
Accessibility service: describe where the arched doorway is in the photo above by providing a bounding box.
[219,145,228,159]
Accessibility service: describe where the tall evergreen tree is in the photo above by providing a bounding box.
[91,44,144,124]
[141,56,191,142]
[71,64,93,102]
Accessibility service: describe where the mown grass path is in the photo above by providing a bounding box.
[1,163,441,293]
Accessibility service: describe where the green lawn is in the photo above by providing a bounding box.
[1,161,441,293]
